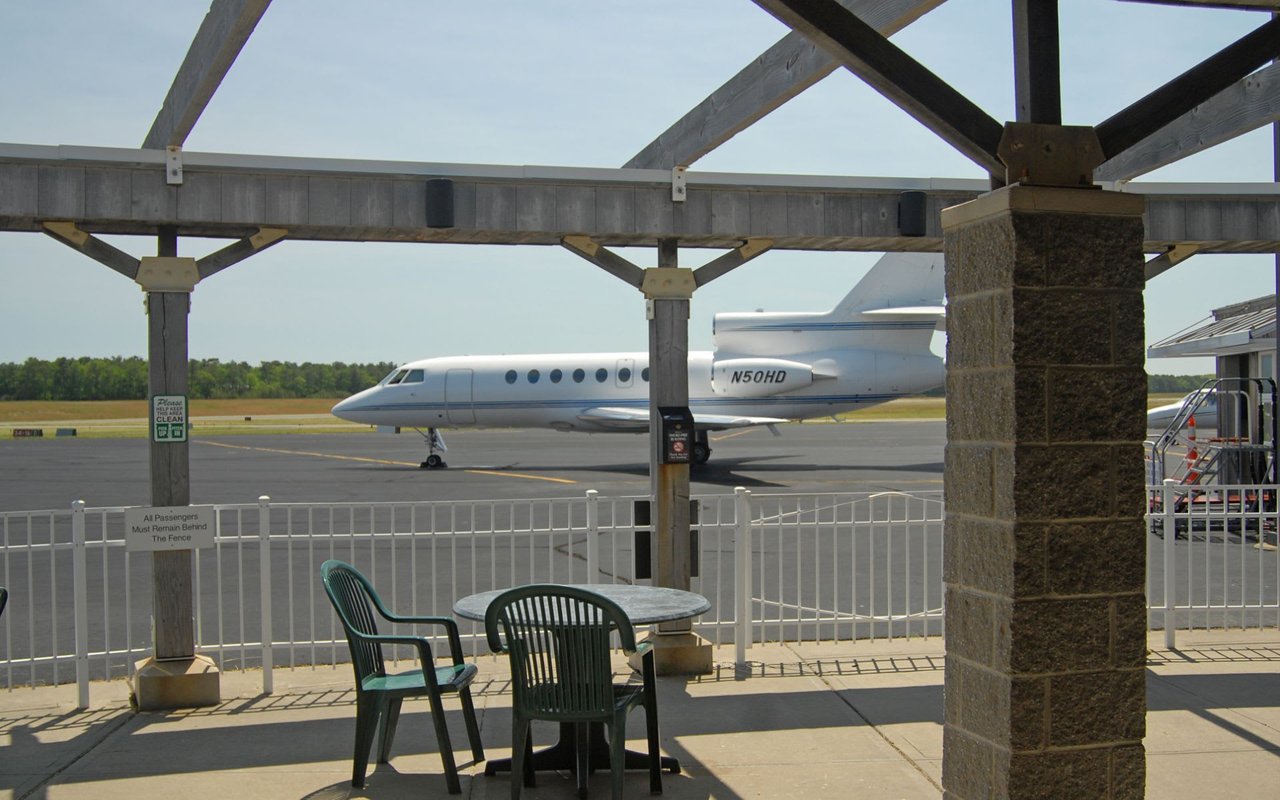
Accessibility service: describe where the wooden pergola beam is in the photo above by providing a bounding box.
[752,0,1005,176]
[1098,62,1280,181]
[623,0,943,170]
[1096,15,1280,159]
[143,0,272,150]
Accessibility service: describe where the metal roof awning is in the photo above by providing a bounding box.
[1148,295,1277,358]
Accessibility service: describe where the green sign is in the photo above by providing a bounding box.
[152,394,188,443]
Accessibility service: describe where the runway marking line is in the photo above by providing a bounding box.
[198,441,577,484]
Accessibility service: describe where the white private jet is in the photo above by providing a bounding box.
[332,252,946,467]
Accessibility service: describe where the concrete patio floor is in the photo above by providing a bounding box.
[2,630,1277,799]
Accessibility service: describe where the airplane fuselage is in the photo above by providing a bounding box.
[332,349,943,433]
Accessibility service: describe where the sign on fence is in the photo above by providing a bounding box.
[124,506,215,551]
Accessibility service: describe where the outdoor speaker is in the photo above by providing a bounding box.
[898,190,927,237]
[425,179,455,228]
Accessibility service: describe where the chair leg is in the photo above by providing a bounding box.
[611,713,627,800]
[575,721,590,799]
[352,694,381,788]
[427,689,462,795]
[377,697,402,763]
[511,716,531,800]
[459,686,485,762]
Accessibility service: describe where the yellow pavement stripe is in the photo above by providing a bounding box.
[464,469,577,485]
[199,440,418,467]
[711,429,758,442]
[199,440,577,484]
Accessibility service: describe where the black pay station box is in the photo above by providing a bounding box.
[658,406,695,464]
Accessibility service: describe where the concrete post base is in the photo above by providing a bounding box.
[633,632,713,675]
[132,655,221,710]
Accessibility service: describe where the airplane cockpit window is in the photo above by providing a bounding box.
[618,367,632,383]
[528,369,541,384]
[641,367,650,382]
[505,370,518,384]
[595,368,608,383]
[380,368,400,385]
[550,369,563,383]
[573,368,585,383]
[385,369,409,385]
[403,369,424,384]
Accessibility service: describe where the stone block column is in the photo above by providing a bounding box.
[941,185,1148,799]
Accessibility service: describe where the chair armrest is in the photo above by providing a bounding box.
[628,640,653,658]
[372,606,470,666]
[348,630,445,684]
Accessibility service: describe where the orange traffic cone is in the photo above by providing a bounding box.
[1184,414,1200,482]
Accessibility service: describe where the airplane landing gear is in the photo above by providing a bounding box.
[417,427,448,469]
[692,431,712,465]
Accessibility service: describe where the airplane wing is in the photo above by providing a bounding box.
[578,407,788,432]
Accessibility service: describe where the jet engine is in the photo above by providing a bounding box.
[710,358,814,397]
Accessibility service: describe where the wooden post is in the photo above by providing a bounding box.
[642,239,711,674]
[149,228,195,659]
[132,228,220,708]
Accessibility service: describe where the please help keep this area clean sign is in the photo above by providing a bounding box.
[125,506,216,551]
[152,394,188,443]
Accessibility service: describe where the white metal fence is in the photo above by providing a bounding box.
[1,484,1276,707]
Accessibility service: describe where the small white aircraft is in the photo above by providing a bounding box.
[332,252,946,467]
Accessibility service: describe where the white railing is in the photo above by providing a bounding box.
[1,484,1277,707]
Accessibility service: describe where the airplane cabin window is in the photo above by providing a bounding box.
[505,370,517,384]
[641,367,650,382]
[573,368,585,383]
[618,367,632,383]
[550,369,563,383]
[528,369,540,384]
[595,368,608,383]
[403,369,424,384]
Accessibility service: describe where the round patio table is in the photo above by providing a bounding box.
[453,583,711,778]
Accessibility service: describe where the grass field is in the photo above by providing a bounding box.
[0,394,1177,438]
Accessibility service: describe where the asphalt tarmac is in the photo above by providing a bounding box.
[0,421,945,511]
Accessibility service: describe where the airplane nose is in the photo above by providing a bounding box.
[332,389,375,423]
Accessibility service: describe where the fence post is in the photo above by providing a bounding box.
[586,490,600,581]
[72,500,89,709]
[258,496,273,695]
[734,487,752,669]
[1162,479,1177,650]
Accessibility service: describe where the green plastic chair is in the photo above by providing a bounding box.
[321,560,483,794]
[485,584,661,800]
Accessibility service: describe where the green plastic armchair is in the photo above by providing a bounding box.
[321,560,484,794]
[485,584,661,800]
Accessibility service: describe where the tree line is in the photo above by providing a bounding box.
[0,357,1215,402]
[0,357,396,401]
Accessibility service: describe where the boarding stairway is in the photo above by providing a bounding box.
[1147,378,1279,534]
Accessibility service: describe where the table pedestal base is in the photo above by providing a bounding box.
[483,721,679,776]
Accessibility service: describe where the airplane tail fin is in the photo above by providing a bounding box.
[712,253,945,358]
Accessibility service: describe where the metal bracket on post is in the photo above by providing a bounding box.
[997,122,1105,188]
[166,146,184,186]
[136,256,200,293]
[671,166,687,202]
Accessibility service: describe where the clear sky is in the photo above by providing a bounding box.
[1,0,1275,375]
